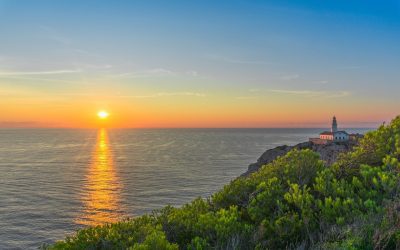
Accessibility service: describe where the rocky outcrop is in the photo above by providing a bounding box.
[242,141,357,177]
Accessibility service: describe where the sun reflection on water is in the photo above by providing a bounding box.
[76,128,123,226]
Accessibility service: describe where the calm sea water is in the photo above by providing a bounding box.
[0,128,371,249]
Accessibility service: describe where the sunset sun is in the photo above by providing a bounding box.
[97,111,109,119]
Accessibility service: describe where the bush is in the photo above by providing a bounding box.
[47,116,400,250]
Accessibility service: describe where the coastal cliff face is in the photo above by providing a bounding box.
[242,140,357,177]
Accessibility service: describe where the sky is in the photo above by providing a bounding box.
[0,0,399,128]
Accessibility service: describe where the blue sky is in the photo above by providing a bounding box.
[0,0,399,127]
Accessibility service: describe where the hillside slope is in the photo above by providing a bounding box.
[46,116,400,250]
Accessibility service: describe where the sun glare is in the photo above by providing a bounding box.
[97,111,109,119]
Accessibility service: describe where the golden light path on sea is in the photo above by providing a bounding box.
[76,128,122,226]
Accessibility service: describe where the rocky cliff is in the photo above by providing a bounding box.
[242,141,357,177]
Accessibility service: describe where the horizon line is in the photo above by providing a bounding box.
[0,125,379,129]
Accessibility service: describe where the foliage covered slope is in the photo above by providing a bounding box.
[47,116,400,249]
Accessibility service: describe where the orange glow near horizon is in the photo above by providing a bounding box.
[0,89,395,128]
[76,128,123,226]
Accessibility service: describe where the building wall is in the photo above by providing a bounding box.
[333,132,349,141]
[320,134,334,140]
[319,132,349,141]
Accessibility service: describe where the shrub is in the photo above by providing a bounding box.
[47,116,400,250]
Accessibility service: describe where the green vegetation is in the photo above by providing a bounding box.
[46,116,400,249]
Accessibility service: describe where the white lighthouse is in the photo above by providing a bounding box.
[319,116,349,142]
[309,116,362,144]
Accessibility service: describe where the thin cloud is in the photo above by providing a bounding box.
[267,89,350,98]
[61,92,207,98]
[72,62,113,70]
[61,92,206,98]
[113,68,198,78]
[206,55,275,65]
[0,55,105,74]
[0,69,81,76]
[132,92,206,98]
[236,96,257,100]
[186,70,198,77]
[0,75,80,84]
[280,74,300,80]
[113,68,176,78]
[325,91,351,98]
[2,92,207,99]
[268,89,321,97]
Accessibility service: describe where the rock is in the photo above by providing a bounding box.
[241,141,357,177]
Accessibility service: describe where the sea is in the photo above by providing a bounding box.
[0,128,372,249]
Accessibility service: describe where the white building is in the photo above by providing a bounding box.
[319,116,349,142]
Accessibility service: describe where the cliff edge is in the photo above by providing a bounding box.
[242,140,357,177]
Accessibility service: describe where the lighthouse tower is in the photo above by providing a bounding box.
[314,116,350,143]
[331,116,338,133]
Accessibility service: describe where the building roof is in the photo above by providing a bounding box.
[320,131,349,135]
